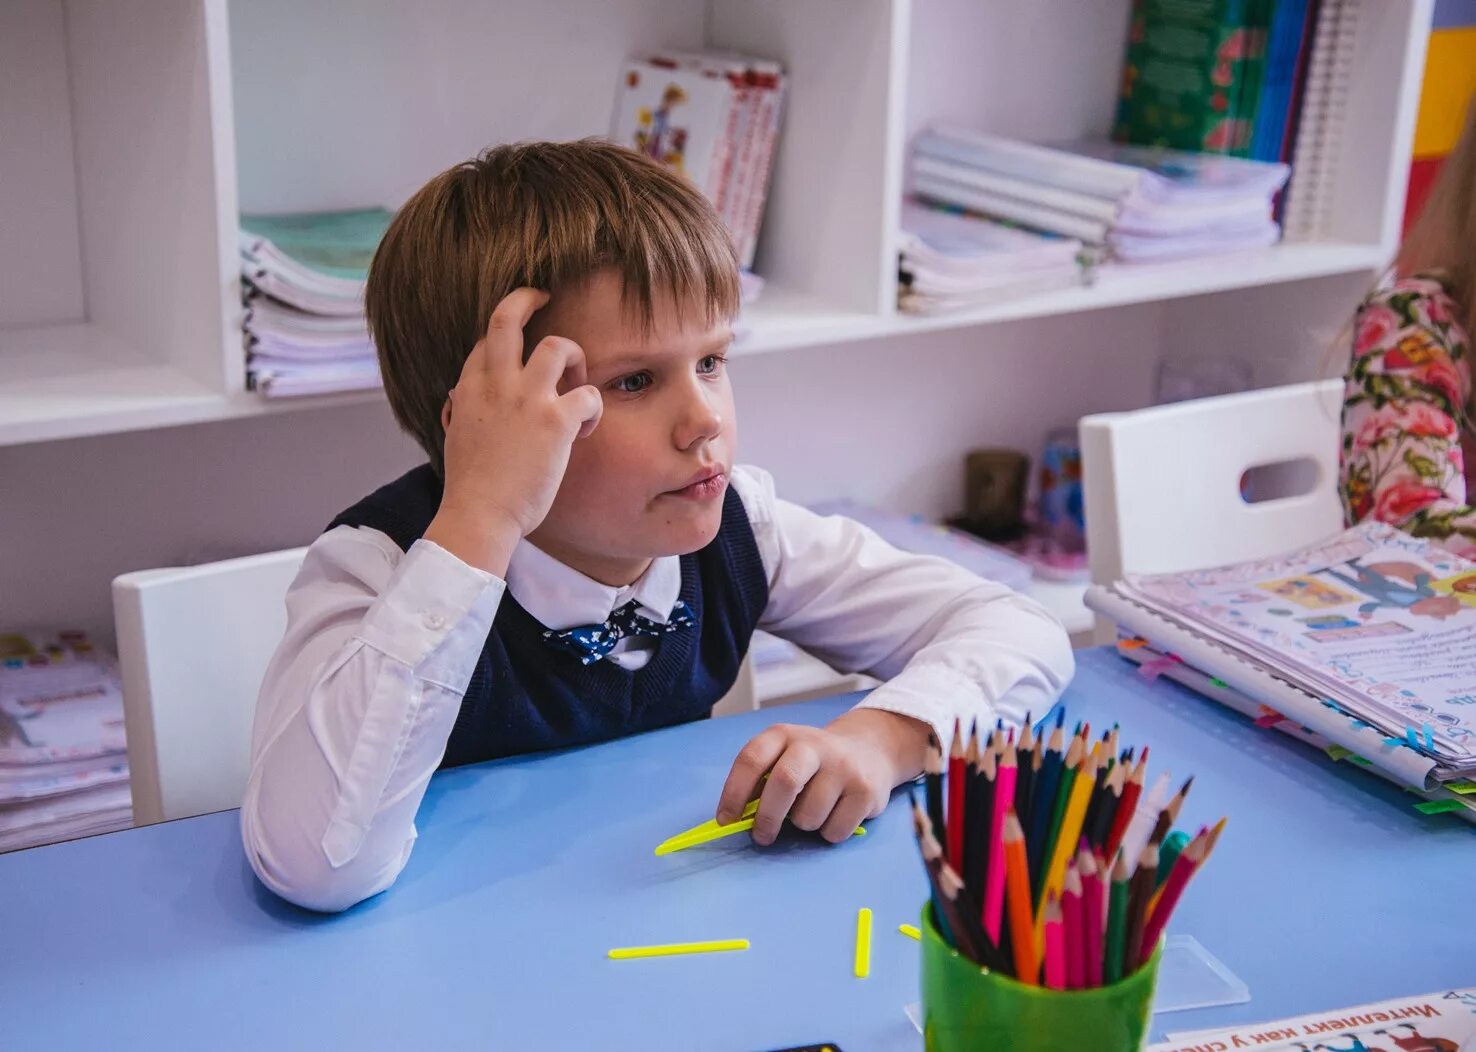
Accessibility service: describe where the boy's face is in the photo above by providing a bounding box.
[523,269,737,585]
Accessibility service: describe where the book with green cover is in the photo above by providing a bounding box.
[1113,0,1269,157]
[239,207,393,282]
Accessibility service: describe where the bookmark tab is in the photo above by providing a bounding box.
[1448,779,1476,795]
[1415,799,1466,815]
[1137,654,1182,682]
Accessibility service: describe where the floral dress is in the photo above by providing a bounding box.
[1340,271,1476,557]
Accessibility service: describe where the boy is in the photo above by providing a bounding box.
[241,141,1073,912]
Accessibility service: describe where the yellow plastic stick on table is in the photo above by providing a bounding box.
[898,924,921,940]
[854,908,873,978]
[653,798,866,856]
[653,798,761,856]
[607,939,750,960]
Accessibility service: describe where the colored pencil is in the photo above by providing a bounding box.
[1104,747,1147,860]
[1062,863,1085,990]
[1141,827,1210,964]
[1119,769,1170,868]
[1155,829,1192,890]
[925,739,946,846]
[1026,714,1067,878]
[948,720,966,871]
[1123,839,1159,974]
[1104,849,1130,984]
[1079,846,1105,988]
[1042,890,1067,990]
[1041,729,1086,897]
[1043,746,1098,908]
[1150,775,1195,847]
[983,736,1018,944]
[963,727,989,892]
[1003,811,1039,985]
[1014,715,1037,832]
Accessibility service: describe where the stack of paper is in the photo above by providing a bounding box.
[610,49,785,272]
[1,630,132,852]
[911,127,1291,263]
[239,208,392,398]
[1087,522,1476,821]
[897,200,1084,314]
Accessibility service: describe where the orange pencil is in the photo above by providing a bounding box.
[1003,810,1039,984]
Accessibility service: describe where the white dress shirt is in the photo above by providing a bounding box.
[240,464,1074,912]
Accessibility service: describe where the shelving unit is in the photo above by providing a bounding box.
[0,0,1434,666]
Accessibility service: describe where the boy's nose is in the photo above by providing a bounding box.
[674,388,723,450]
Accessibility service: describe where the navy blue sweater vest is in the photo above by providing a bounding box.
[327,465,769,768]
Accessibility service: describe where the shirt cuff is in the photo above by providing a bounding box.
[356,538,505,686]
[850,662,992,751]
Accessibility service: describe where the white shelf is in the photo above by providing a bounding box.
[734,240,1386,358]
[0,323,382,447]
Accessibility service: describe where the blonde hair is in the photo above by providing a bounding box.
[1396,96,1476,401]
[366,140,740,476]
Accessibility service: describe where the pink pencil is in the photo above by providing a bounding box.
[1043,890,1066,990]
[1078,846,1104,988]
[982,744,1019,943]
[1062,863,1085,989]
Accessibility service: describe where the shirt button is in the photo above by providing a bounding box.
[423,611,446,630]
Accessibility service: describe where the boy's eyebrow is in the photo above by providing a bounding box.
[592,330,735,376]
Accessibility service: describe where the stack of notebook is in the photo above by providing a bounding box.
[910,127,1290,263]
[1,630,132,852]
[1087,521,1476,823]
[239,207,393,398]
[897,200,1085,314]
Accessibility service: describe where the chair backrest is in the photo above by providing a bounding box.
[113,548,306,825]
[1081,379,1345,586]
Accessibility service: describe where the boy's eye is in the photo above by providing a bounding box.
[613,371,653,394]
[698,354,728,375]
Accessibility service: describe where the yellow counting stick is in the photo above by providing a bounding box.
[608,939,750,960]
[898,924,921,940]
[653,797,865,856]
[854,909,873,978]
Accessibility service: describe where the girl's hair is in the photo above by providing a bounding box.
[1396,96,1476,373]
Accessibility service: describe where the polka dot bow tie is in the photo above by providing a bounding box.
[541,599,694,665]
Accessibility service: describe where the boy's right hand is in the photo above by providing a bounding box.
[424,288,603,576]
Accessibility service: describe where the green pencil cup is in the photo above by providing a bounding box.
[920,904,1162,1052]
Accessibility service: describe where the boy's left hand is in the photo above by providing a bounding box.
[715,709,933,846]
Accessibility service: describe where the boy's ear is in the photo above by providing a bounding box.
[441,392,454,431]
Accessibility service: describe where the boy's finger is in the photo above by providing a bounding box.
[789,772,843,833]
[563,386,603,439]
[819,791,870,844]
[715,728,787,824]
[524,335,586,392]
[481,288,550,371]
[752,743,820,846]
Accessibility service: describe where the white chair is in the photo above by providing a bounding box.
[1080,379,1345,592]
[114,546,759,824]
[113,548,307,825]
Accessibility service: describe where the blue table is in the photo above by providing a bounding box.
[2,648,1473,1051]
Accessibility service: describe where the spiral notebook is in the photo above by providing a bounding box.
[1281,0,1359,240]
[1086,521,1476,824]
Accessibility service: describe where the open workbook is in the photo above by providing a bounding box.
[1086,522,1476,823]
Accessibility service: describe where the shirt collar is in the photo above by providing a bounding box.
[505,541,683,631]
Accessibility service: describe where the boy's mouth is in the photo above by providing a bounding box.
[663,467,728,501]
